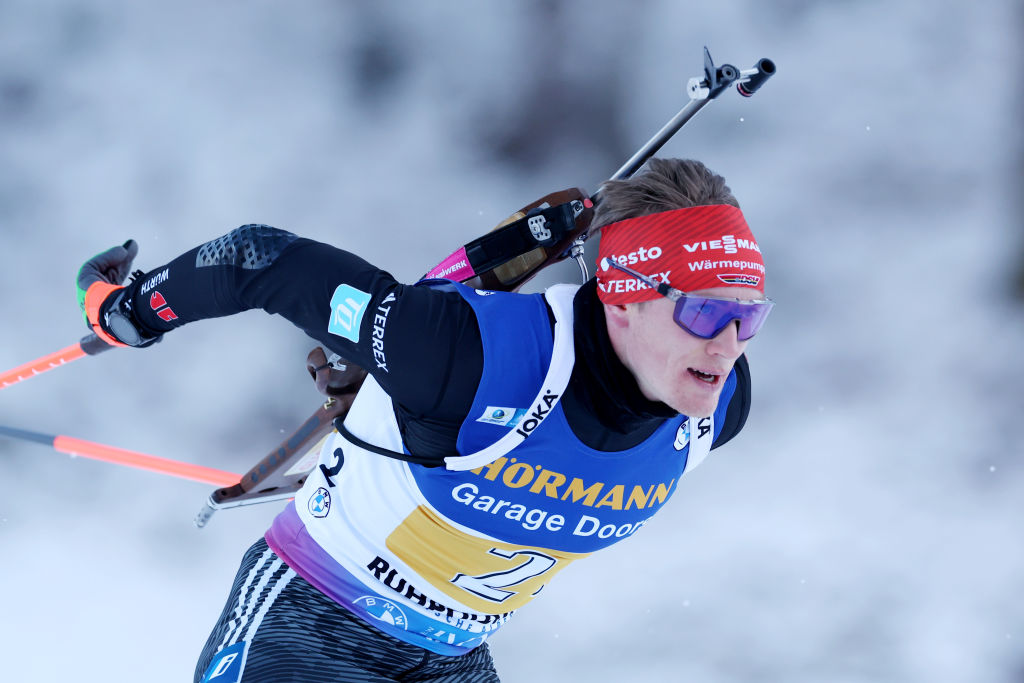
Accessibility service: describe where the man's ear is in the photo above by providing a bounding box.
[603,301,630,330]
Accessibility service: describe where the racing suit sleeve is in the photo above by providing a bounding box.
[120,225,483,421]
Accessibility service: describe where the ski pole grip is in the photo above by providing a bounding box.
[79,333,116,356]
[737,59,776,97]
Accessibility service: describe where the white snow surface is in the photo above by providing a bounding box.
[1,2,1022,682]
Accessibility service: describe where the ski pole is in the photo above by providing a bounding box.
[566,48,775,279]
[0,333,112,390]
[608,48,775,183]
[0,424,240,487]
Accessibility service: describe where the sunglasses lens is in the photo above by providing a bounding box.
[673,297,773,341]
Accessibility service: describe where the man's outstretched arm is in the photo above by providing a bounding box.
[78,224,484,420]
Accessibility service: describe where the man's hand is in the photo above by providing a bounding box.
[76,240,161,347]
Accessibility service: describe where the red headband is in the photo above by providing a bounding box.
[595,204,765,304]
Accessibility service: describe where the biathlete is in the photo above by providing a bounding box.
[76,158,773,682]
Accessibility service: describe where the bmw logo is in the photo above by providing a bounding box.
[354,596,408,629]
[673,420,691,451]
[308,487,331,518]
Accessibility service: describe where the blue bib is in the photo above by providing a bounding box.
[409,283,736,554]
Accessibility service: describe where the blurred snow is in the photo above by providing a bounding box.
[1,1,1022,682]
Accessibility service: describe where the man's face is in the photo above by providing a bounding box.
[604,286,758,418]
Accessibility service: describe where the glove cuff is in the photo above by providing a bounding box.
[84,281,161,348]
[83,282,128,347]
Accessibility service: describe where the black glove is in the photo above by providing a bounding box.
[77,240,161,347]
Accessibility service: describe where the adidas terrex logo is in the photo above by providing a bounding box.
[514,390,559,438]
[371,292,396,373]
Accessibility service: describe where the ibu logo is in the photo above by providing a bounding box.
[328,284,371,342]
[476,406,527,428]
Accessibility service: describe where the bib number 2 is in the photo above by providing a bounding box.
[451,548,556,603]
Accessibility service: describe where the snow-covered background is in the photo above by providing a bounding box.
[1,2,1022,681]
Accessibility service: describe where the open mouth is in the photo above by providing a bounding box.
[688,368,721,385]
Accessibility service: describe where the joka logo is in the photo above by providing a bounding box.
[697,416,712,439]
[528,215,552,241]
[513,390,559,438]
[328,284,371,342]
[308,487,331,518]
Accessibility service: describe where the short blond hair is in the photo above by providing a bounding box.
[592,158,739,231]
